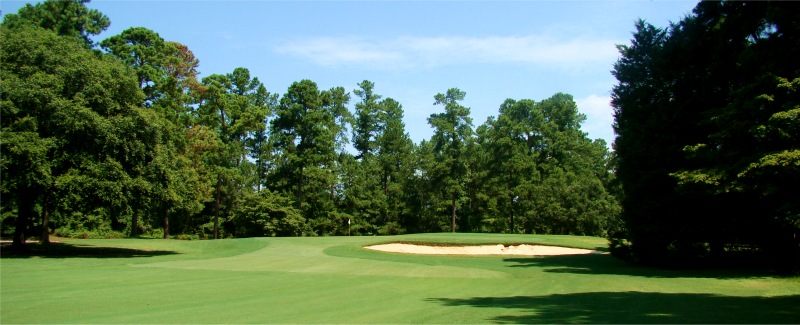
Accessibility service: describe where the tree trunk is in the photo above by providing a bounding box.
[710,239,724,259]
[792,230,800,275]
[130,211,139,238]
[214,175,221,239]
[13,191,35,252]
[451,194,457,233]
[40,191,50,244]
[296,166,304,209]
[163,204,170,239]
[510,212,515,234]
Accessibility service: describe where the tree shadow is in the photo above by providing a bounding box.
[504,254,784,279]
[429,291,800,324]
[0,241,179,259]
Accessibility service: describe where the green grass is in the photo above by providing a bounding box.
[2,233,798,324]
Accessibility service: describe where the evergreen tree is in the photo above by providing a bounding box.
[476,95,619,235]
[375,98,414,234]
[101,27,206,238]
[1,0,109,48]
[352,80,382,159]
[270,80,350,235]
[1,23,148,248]
[427,88,474,232]
[196,68,271,238]
[613,1,800,270]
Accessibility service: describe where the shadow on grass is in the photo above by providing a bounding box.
[504,254,785,279]
[0,241,179,259]
[429,291,800,324]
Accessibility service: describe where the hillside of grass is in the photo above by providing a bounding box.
[2,234,798,324]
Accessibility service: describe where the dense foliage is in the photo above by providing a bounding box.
[612,1,800,271]
[1,0,619,249]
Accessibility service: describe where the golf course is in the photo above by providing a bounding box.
[2,233,798,324]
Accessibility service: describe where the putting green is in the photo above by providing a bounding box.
[2,233,798,324]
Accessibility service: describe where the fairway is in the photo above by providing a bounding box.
[2,233,799,324]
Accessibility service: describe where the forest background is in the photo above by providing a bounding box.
[2,0,798,272]
[1,0,620,243]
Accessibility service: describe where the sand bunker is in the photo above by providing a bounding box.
[364,243,598,256]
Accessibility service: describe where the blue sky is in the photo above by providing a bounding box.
[2,0,698,147]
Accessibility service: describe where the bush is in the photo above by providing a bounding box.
[140,228,164,239]
[230,190,305,237]
[53,227,125,239]
[608,236,634,262]
[174,233,199,240]
[378,221,406,235]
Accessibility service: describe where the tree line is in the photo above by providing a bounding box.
[3,0,796,272]
[612,1,799,272]
[1,0,620,250]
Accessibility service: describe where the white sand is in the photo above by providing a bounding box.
[364,243,598,256]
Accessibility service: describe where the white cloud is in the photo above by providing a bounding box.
[275,35,622,72]
[576,94,616,146]
[275,37,404,67]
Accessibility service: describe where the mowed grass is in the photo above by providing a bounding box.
[1,233,799,324]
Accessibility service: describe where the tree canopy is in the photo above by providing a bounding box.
[612,1,799,271]
[2,0,619,252]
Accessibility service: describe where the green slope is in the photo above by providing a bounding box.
[2,234,798,323]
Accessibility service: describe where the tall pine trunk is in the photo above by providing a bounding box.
[510,196,515,234]
[40,191,50,244]
[13,190,35,252]
[214,175,221,239]
[163,204,170,239]
[296,166,304,209]
[451,194,457,233]
[130,211,139,238]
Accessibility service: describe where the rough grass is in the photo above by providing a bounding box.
[2,233,798,324]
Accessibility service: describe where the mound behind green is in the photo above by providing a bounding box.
[2,234,798,323]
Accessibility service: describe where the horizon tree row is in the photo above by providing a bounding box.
[612,0,799,271]
[1,0,620,250]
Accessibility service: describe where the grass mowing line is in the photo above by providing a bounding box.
[2,234,799,324]
[0,236,271,263]
[133,237,511,279]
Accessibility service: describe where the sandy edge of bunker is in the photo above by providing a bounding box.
[364,243,603,256]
